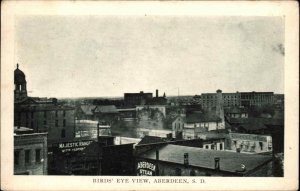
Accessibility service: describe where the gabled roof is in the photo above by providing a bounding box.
[80,105,97,115]
[228,117,283,131]
[138,144,272,174]
[186,112,221,123]
[94,105,118,113]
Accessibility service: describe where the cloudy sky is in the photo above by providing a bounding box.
[15,16,284,98]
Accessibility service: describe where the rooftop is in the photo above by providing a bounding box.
[185,112,222,123]
[137,135,167,145]
[94,105,118,113]
[138,144,272,174]
[79,105,97,115]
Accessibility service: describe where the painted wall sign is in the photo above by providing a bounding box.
[137,161,156,176]
[55,140,93,153]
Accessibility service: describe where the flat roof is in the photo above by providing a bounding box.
[138,144,272,174]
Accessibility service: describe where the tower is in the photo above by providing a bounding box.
[14,64,27,101]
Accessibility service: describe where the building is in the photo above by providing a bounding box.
[14,64,28,101]
[201,91,240,109]
[14,65,76,145]
[200,90,275,109]
[228,133,272,154]
[135,144,273,176]
[93,105,119,122]
[75,119,111,139]
[147,89,167,105]
[136,105,167,118]
[225,106,248,119]
[124,89,167,107]
[240,92,274,107]
[75,105,97,120]
[124,91,153,106]
[172,112,223,140]
[14,127,48,175]
[49,136,135,175]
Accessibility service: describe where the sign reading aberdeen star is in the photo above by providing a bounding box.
[137,161,156,176]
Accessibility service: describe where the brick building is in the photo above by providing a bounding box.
[135,144,273,176]
[200,90,275,109]
[14,65,76,144]
[14,127,48,175]
[124,91,153,106]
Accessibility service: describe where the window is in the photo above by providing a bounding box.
[63,119,66,127]
[55,120,58,127]
[31,112,34,119]
[55,111,58,117]
[61,129,66,138]
[220,143,223,150]
[44,120,47,125]
[259,142,263,150]
[44,111,47,118]
[35,149,41,162]
[205,145,209,149]
[211,144,215,150]
[25,150,30,164]
[14,150,20,165]
[63,111,66,117]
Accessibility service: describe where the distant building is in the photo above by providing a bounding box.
[136,105,167,117]
[135,144,273,176]
[14,127,48,175]
[200,90,275,109]
[240,92,274,107]
[225,106,248,119]
[147,89,167,105]
[124,91,153,106]
[124,89,167,107]
[75,105,97,120]
[93,105,119,122]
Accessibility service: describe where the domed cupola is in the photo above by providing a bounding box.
[14,64,26,84]
[14,64,27,101]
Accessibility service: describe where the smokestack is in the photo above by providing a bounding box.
[184,153,189,165]
[214,157,220,170]
[156,89,158,98]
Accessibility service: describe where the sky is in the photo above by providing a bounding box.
[15,16,284,98]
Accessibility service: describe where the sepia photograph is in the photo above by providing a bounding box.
[1,1,298,191]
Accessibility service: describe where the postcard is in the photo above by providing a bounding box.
[1,1,299,190]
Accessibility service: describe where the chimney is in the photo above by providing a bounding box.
[184,153,189,165]
[214,157,220,170]
[216,89,224,128]
[156,89,158,98]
